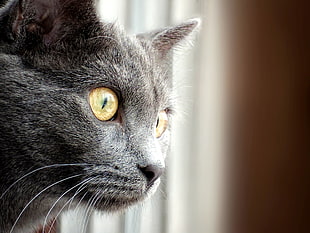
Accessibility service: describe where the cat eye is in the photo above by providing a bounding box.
[155,110,168,138]
[89,87,118,121]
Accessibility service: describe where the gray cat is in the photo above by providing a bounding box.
[0,0,199,232]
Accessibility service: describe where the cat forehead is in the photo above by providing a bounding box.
[43,31,172,107]
[82,37,172,108]
[22,21,172,106]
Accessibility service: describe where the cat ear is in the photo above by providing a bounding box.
[10,0,94,45]
[138,19,201,57]
[11,0,62,44]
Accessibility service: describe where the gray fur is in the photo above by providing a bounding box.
[0,0,199,232]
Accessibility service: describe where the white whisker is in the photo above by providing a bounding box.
[80,195,94,233]
[42,178,91,233]
[44,177,95,233]
[46,178,96,233]
[74,191,89,213]
[68,177,95,210]
[81,190,101,233]
[1,163,89,200]
[81,194,97,233]
[9,174,82,233]
[86,192,103,231]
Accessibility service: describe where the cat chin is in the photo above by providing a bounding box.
[83,180,161,212]
[69,191,142,213]
[71,196,144,216]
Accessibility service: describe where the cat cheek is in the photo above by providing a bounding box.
[148,147,165,168]
[157,132,171,160]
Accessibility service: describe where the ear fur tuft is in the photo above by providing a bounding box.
[139,18,201,57]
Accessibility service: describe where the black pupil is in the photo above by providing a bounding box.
[156,118,159,128]
[101,97,108,109]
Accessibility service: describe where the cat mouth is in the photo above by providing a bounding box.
[67,190,144,213]
[30,185,148,233]
[37,167,162,217]
[70,180,149,211]
[86,180,160,211]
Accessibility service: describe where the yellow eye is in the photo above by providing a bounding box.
[89,87,118,121]
[155,110,168,138]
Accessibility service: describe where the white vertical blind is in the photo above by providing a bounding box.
[190,1,226,233]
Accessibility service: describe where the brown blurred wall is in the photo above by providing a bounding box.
[225,1,309,233]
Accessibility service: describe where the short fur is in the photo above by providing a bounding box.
[0,0,199,232]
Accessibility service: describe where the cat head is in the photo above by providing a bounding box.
[0,0,199,67]
[0,0,199,231]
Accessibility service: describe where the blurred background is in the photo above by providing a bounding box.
[61,0,308,233]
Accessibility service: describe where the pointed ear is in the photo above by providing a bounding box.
[11,0,62,43]
[10,0,95,45]
[138,19,201,57]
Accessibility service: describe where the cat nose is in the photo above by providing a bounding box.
[138,164,164,187]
